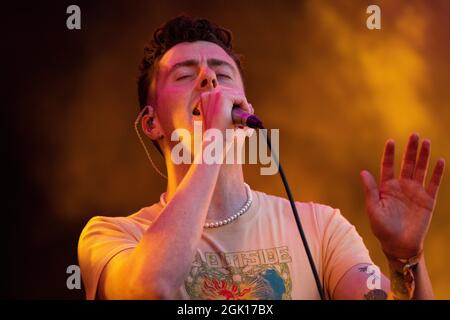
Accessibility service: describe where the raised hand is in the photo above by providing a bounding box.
[360,133,445,259]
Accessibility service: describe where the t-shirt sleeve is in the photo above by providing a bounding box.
[315,204,374,298]
[77,216,140,300]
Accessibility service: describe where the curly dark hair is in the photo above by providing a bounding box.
[137,15,243,111]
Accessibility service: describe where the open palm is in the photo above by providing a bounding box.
[360,133,445,259]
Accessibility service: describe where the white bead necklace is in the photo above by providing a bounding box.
[159,183,253,228]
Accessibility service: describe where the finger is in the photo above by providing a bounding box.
[427,158,445,199]
[400,133,420,179]
[199,92,211,112]
[233,95,251,113]
[249,103,254,114]
[200,91,221,115]
[413,139,431,185]
[224,88,249,112]
[360,170,380,207]
[380,139,395,184]
[199,92,218,128]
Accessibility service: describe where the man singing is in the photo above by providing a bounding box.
[78,15,445,300]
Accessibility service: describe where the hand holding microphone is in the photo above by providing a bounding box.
[231,105,263,129]
[192,90,263,131]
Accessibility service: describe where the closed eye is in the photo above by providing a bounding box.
[217,74,232,80]
[176,75,193,81]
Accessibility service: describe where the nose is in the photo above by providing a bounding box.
[197,69,217,91]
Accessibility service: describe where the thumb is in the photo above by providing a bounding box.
[360,170,380,207]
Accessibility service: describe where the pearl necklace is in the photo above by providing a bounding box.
[159,183,253,228]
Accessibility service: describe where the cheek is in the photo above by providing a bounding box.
[157,86,194,131]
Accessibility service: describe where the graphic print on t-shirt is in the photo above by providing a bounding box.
[185,246,293,300]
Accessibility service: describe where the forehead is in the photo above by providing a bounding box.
[158,41,237,72]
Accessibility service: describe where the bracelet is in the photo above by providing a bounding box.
[385,251,422,300]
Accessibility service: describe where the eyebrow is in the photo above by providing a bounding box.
[168,58,236,75]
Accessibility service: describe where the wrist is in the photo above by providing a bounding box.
[383,248,423,273]
[384,250,423,300]
[381,242,423,263]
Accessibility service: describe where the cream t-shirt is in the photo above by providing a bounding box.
[78,188,373,300]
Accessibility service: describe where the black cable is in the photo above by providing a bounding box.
[252,119,325,300]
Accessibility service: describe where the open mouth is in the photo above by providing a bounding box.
[191,102,245,129]
[192,100,201,116]
[192,106,201,116]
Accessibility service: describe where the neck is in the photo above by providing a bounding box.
[165,161,247,222]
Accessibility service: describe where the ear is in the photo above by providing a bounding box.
[141,105,164,140]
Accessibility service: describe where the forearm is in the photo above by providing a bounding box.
[386,253,434,300]
[130,155,222,298]
[412,255,433,299]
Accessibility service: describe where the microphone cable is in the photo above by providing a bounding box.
[171,105,325,299]
[250,118,325,300]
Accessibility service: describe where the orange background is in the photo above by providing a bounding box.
[4,0,450,298]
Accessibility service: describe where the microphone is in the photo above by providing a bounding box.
[192,104,264,129]
[231,105,264,129]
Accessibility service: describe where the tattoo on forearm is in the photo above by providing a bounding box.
[389,268,415,300]
[364,289,388,300]
[358,266,368,273]
[358,265,387,300]
[357,264,415,300]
